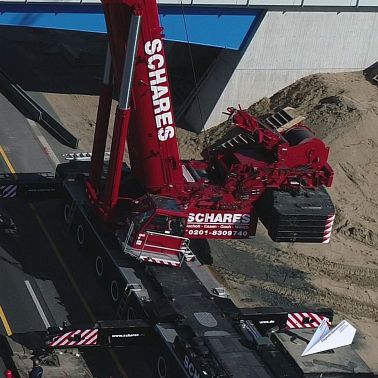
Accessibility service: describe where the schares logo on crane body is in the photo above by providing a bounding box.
[187,213,251,224]
[145,39,175,142]
[183,355,200,378]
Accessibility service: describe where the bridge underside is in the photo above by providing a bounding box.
[0,3,377,132]
[0,4,261,50]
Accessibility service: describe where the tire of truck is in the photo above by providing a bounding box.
[156,353,178,378]
[63,202,71,224]
[126,306,136,320]
[110,279,120,303]
[123,293,146,319]
[95,255,104,278]
[76,223,85,246]
[157,355,169,378]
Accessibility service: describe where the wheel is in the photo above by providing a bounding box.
[95,256,104,277]
[76,224,85,246]
[63,202,72,224]
[157,355,167,378]
[127,306,136,320]
[110,279,119,303]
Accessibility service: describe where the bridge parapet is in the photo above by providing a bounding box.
[0,0,377,7]
[160,0,376,6]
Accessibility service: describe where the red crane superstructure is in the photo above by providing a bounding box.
[80,0,335,267]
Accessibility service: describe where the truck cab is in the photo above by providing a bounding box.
[118,195,193,267]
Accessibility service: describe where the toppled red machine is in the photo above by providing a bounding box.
[183,107,334,242]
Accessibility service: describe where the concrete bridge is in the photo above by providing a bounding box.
[0,0,377,130]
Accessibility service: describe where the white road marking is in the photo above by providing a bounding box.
[24,280,51,328]
[26,119,61,167]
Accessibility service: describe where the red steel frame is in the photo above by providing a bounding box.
[88,0,183,218]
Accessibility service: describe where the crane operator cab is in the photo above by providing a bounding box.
[120,195,193,267]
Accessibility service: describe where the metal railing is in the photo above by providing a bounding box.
[0,0,376,7]
[0,0,378,8]
[123,222,135,252]
[139,231,191,264]
[121,224,193,265]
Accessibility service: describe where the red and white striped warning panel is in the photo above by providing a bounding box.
[322,214,335,243]
[139,255,181,267]
[63,151,110,161]
[49,328,98,347]
[0,185,17,198]
[286,312,331,329]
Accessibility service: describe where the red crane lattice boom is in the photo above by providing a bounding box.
[88,0,183,217]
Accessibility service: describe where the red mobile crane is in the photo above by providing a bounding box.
[1,2,374,378]
[55,0,335,268]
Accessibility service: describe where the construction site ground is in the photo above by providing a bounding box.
[1,26,378,374]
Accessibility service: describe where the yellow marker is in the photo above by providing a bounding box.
[0,305,12,336]
[0,145,17,177]
[0,146,15,337]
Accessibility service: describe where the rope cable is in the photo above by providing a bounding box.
[180,1,209,148]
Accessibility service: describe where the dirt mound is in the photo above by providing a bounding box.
[248,72,377,140]
[176,118,233,160]
[177,71,377,155]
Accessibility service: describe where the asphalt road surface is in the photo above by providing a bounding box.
[0,93,155,378]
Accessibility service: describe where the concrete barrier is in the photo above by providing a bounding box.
[0,68,79,149]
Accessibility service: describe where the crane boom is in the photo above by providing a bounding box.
[89,0,183,217]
